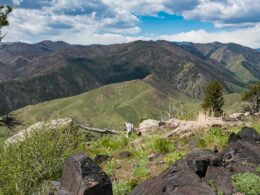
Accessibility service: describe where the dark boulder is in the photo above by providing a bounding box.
[94,154,111,164]
[228,132,240,143]
[58,153,112,195]
[237,126,260,141]
[129,127,260,195]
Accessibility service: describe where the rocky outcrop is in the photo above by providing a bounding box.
[5,118,73,146]
[139,117,242,137]
[129,127,260,195]
[139,119,161,134]
[58,153,113,195]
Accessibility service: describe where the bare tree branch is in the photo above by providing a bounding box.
[77,124,121,134]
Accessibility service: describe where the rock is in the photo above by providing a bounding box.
[139,119,160,134]
[244,112,251,116]
[58,153,112,195]
[129,127,260,195]
[228,132,240,143]
[229,113,243,120]
[119,151,132,159]
[237,126,260,141]
[148,153,164,161]
[205,166,232,195]
[5,118,73,146]
[94,154,111,164]
[188,158,211,177]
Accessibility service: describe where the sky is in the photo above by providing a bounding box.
[1,0,260,48]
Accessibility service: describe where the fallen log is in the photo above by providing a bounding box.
[78,124,121,134]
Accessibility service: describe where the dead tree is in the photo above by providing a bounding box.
[78,124,120,134]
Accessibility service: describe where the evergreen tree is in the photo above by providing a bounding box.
[0,5,19,128]
[0,5,12,42]
[242,82,260,112]
[202,80,224,117]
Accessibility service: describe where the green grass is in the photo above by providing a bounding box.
[0,127,9,149]
[232,173,260,195]
[195,127,230,150]
[1,120,259,194]
[14,80,180,130]
[152,138,174,153]
[0,126,85,194]
[12,80,244,133]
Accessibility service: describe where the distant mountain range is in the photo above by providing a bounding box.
[0,40,259,113]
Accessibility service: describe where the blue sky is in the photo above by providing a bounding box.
[2,0,260,48]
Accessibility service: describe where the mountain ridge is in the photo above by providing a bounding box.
[0,40,259,113]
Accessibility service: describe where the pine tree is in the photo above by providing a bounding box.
[0,5,12,42]
[0,5,19,128]
[202,80,224,117]
[242,82,260,112]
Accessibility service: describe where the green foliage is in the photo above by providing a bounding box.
[132,158,150,181]
[202,80,224,117]
[164,151,186,164]
[113,180,138,195]
[242,82,260,112]
[208,179,217,192]
[0,127,85,194]
[256,167,260,174]
[103,161,118,177]
[232,173,260,195]
[0,5,12,30]
[152,138,174,153]
[196,128,229,149]
[102,136,128,149]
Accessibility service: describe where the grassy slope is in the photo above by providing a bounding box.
[0,84,242,149]
[12,80,244,131]
[15,80,190,130]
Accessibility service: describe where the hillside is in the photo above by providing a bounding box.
[14,80,191,129]
[181,42,260,84]
[13,79,244,131]
[0,40,255,113]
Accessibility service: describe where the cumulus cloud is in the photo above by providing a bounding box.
[2,0,260,47]
[181,0,260,27]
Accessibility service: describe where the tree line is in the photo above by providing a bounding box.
[202,80,260,116]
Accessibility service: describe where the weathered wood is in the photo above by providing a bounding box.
[78,124,120,134]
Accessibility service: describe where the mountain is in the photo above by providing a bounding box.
[180,42,260,84]
[256,48,260,52]
[0,40,258,113]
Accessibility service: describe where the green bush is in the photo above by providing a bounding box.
[153,138,174,153]
[100,135,128,150]
[256,167,260,174]
[0,127,85,194]
[232,173,260,195]
[164,151,186,164]
[113,180,138,195]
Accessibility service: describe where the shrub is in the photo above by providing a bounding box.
[132,158,150,181]
[113,180,138,195]
[256,167,260,174]
[164,151,186,164]
[100,135,128,150]
[0,127,85,194]
[232,173,260,195]
[153,138,174,153]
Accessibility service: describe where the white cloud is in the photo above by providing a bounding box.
[181,0,260,27]
[159,25,260,48]
[11,0,23,5]
[2,0,260,48]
